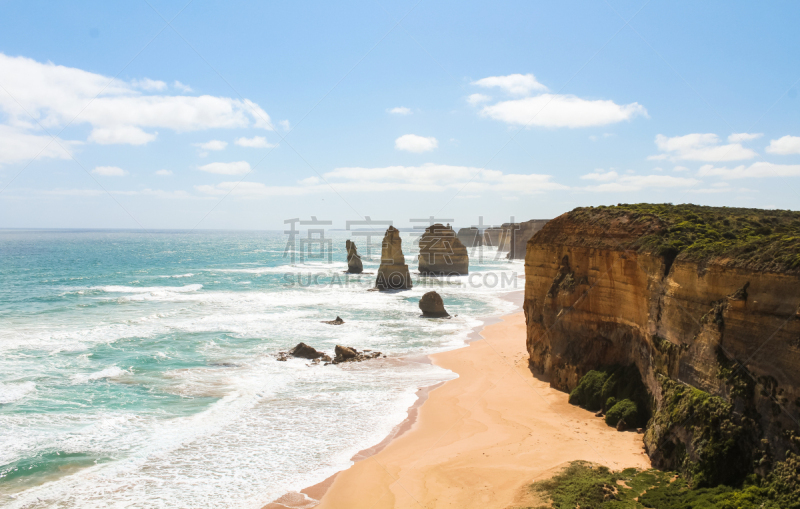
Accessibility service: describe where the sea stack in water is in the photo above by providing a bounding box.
[375,226,411,290]
[419,291,449,318]
[345,240,363,273]
[418,224,468,275]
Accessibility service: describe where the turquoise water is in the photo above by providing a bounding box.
[0,229,522,508]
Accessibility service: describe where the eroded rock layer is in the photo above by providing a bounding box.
[524,205,800,482]
[418,223,468,275]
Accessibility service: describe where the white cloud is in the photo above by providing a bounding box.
[92,165,127,176]
[173,81,192,92]
[234,136,277,148]
[466,93,492,106]
[131,78,167,91]
[765,135,800,155]
[198,161,251,175]
[323,163,566,193]
[480,94,647,128]
[88,126,156,145]
[196,163,567,196]
[728,132,762,143]
[278,120,290,131]
[579,169,699,192]
[673,166,690,172]
[395,134,438,153]
[195,181,311,197]
[472,74,547,95]
[388,107,412,115]
[0,125,77,165]
[651,133,757,162]
[155,169,173,176]
[0,53,274,147]
[697,162,800,179]
[580,170,619,181]
[589,133,614,141]
[193,140,227,151]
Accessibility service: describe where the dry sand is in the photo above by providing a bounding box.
[312,311,651,509]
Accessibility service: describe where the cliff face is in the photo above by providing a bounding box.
[524,208,800,479]
[508,219,549,259]
[418,224,469,275]
[455,219,549,258]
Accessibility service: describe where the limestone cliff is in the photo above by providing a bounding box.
[418,223,469,275]
[456,219,549,257]
[524,204,800,484]
[507,219,549,259]
[376,226,411,290]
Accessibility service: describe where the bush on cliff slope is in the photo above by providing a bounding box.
[645,377,761,488]
[568,203,800,273]
[605,399,638,428]
[528,457,800,509]
[568,365,649,428]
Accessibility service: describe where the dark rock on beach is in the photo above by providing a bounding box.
[289,342,326,359]
[322,316,345,325]
[332,345,383,364]
[419,291,450,318]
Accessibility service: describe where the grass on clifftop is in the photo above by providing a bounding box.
[524,458,800,509]
[569,203,800,273]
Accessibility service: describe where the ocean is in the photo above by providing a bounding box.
[0,229,522,508]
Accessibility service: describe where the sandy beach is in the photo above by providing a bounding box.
[307,307,651,509]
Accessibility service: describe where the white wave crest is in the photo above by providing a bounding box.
[0,381,36,404]
[95,284,203,293]
[71,366,129,384]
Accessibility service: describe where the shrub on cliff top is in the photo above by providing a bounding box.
[568,203,800,273]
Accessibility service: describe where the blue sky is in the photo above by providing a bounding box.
[0,0,799,229]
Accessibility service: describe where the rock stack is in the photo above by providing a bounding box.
[419,291,450,318]
[456,227,483,248]
[375,226,412,290]
[507,219,549,259]
[345,240,363,273]
[418,224,468,275]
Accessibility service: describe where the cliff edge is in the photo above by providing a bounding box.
[524,203,800,486]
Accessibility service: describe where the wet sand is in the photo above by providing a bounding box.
[312,310,650,508]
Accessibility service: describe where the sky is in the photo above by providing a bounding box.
[0,0,799,230]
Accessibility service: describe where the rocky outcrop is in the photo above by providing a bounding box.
[524,205,800,485]
[456,220,549,257]
[507,220,549,259]
[418,224,469,275]
[375,226,412,290]
[345,240,363,273]
[277,343,332,362]
[322,316,345,325]
[419,291,450,318]
[332,345,383,364]
[456,227,483,248]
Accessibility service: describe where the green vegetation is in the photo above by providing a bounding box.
[569,203,800,273]
[568,365,650,428]
[648,377,761,487]
[605,399,638,428]
[525,457,800,509]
